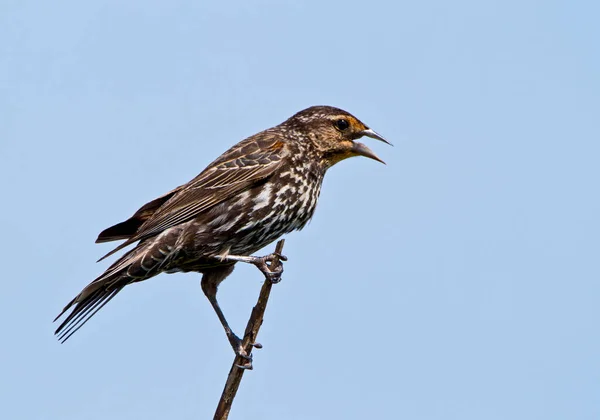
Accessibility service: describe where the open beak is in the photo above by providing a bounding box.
[351,128,392,164]
[361,128,393,146]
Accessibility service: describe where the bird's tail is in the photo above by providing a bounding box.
[54,237,170,342]
[53,279,127,343]
[53,251,136,342]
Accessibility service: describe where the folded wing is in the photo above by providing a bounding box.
[96,134,287,261]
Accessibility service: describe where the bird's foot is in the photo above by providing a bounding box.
[228,333,262,370]
[252,252,287,283]
[234,351,253,370]
[223,252,287,283]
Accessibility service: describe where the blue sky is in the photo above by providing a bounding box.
[1,1,599,419]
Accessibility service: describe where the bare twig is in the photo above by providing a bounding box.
[213,239,286,420]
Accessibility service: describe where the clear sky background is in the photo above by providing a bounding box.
[1,1,599,419]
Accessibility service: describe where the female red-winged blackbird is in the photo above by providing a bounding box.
[55,105,390,366]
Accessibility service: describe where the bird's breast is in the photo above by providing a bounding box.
[206,162,324,255]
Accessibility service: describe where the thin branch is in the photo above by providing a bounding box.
[213,239,286,420]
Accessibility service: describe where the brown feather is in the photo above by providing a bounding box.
[96,133,286,262]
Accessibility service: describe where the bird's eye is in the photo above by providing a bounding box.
[335,119,350,130]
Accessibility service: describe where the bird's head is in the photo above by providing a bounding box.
[284,105,391,167]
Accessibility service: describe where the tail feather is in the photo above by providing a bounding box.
[55,287,123,342]
[55,235,173,342]
[54,281,126,343]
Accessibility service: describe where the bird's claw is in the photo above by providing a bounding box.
[232,341,254,370]
[229,333,263,369]
[235,350,253,370]
[254,252,287,283]
[221,251,287,282]
[271,252,288,262]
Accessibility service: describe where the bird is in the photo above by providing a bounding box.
[54,105,390,367]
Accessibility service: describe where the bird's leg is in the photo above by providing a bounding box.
[201,266,259,369]
[205,293,254,369]
[222,252,288,283]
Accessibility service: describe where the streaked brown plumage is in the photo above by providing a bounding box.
[54,105,390,364]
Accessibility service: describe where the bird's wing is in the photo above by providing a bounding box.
[97,133,287,261]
